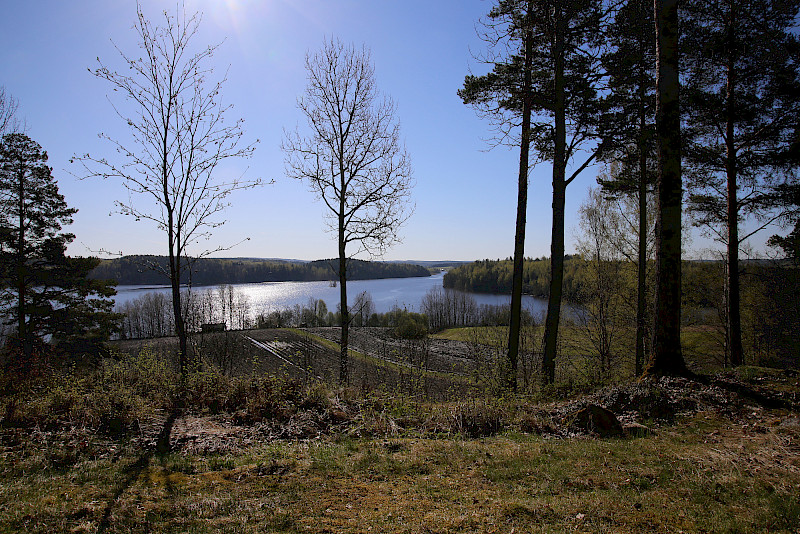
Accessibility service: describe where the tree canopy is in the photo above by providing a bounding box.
[0,133,117,365]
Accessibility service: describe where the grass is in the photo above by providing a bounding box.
[2,409,799,533]
[1,338,797,533]
[434,325,726,370]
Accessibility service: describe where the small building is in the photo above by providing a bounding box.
[201,322,226,333]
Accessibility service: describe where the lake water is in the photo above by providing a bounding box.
[113,271,551,317]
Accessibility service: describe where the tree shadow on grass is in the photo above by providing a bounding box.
[97,409,180,533]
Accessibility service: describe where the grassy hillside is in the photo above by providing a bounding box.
[1,331,798,533]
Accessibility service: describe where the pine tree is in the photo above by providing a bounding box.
[646,0,689,377]
[598,0,658,376]
[461,0,606,385]
[682,0,800,366]
[0,133,117,366]
[459,0,534,390]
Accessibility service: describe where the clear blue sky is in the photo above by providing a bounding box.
[2,0,733,261]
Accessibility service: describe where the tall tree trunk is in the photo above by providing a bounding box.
[636,145,648,376]
[645,0,688,376]
[338,194,349,385]
[636,61,649,377]
[542,13,567,386]
[725,1,744,367]
[16,166,29,361]
[507,16,533,392]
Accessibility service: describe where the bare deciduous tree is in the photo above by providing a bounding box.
[76,3,258,377]
[352,290,375,327]
[575,186,655,378]
[283,38,414,384]
[0,87,21,135]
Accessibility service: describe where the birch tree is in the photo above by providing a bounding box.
[283,38,413,384]
[77,3,257,378]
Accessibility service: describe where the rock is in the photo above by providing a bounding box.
[565,405,624,438]
[780,417,800,428]
[623,422,654,438]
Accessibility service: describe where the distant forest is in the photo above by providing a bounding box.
[89,256,431,286]
[443,257,796,310]
[444,257,580,299]
[445,257,799,366]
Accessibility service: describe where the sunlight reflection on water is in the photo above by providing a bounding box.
[114,272,550,316]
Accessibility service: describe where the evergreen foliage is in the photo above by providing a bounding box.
[461,0,607,386]
[598,0,657,375]
[0,134,117,365]
[682,0,800,366]
[443,257,581,300]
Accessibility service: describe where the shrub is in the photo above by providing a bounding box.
[424,398,508,438]
[184,368,236,414]
[393,312,428,339]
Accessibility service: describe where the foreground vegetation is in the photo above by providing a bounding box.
[4,410,799,533]
[1,338,798,533]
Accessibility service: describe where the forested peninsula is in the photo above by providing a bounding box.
[444,257,580,299]
[89,256,431,286]
[443,257,797,310]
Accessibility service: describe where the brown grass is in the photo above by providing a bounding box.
[1,339,798,533]
[2,405,799,533]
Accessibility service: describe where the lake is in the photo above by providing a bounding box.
[113,271,551,317]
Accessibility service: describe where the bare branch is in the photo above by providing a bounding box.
[71,1,259,373]
[281,38,414,383]
[0,87,22,135]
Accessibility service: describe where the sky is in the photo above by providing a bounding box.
[0,0,759,262]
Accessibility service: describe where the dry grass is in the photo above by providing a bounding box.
[2,406,799,533]
[1,341,798,533]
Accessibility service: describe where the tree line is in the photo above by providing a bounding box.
[118,284,253,340]
[442,254,798,368]
[117,283,538,341]
[443,257,581,300]
[89,256,430,286]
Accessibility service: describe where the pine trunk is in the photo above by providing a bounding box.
[636,148,648,377]
[16,165,29,361]
[507,19,533,392]
[725,1,744,367]
[646,0,688,376]
[542,13,567,386]
[636,61,649,377]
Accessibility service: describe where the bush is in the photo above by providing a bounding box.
[393,312,428,339]
[0,348,178,434]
